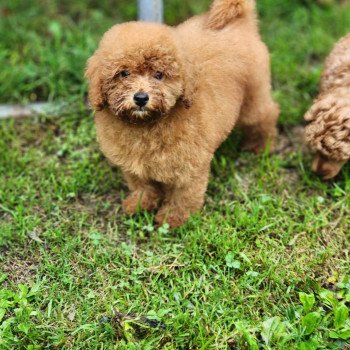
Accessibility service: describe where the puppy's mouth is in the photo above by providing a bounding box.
[118,108,164,126]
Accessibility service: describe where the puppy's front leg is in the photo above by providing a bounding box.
[122,172,163,215]
[155,172,209,228]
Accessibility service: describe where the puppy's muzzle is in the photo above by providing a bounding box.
[133,92,149,107]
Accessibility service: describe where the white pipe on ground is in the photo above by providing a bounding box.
[0,102,81,119]
[0,103,54,119]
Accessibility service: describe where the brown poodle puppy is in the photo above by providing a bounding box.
[305,34,350,180]
[85,0,279,228]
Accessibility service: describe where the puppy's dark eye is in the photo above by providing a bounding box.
[154,71,164,80]
[120,70,130,78]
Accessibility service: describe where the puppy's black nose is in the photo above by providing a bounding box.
[133,92,149,107]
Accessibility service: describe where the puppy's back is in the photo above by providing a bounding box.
[174,0,262,86]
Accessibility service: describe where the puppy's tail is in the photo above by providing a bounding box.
[206,0,256,30]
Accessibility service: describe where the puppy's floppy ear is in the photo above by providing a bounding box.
[84,54,107,111]
[180,59,198,109]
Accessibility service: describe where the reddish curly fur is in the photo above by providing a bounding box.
[85,0,279,228]
[305,34,350,180]
[206,0,256,30]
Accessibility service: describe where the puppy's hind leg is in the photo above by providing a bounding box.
[238,86,279,153]
[122,172,163,215]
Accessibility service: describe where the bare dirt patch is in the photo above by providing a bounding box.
[1,249,42,285]
[275,125,308,155]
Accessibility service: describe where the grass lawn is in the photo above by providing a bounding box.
[0,0,350,349]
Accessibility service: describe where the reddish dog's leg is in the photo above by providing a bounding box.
[122,172,163,214]
[238,48,279,153]
[155,171,209,228]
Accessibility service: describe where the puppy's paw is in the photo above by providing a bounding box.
[122,190,160,215]
[155,207,189,229]
[311,153,345,180]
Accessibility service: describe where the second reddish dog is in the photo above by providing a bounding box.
[305,34,350,180]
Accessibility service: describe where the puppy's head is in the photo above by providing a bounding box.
[85,22,195,125]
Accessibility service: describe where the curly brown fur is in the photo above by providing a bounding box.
[305,34,350,180]
[85,0,279,228]
[206,0,256,30]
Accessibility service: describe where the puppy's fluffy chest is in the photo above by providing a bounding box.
[96,111,210,184]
